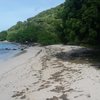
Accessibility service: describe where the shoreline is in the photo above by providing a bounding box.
[0,45,100,100]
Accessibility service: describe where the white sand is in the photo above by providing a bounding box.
[0,45,100,100]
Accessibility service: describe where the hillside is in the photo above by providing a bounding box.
[6,4,64,45]
[62,0,100,45]
[0,0,100,46]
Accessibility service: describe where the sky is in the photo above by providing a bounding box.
[0,0,65,31]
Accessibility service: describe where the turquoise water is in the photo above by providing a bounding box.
[0,42,22,61]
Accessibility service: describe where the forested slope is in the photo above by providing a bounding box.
[62,0,100,45]
[0,0,100,46]
[6,4,64,45]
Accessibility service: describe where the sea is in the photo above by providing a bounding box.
[0,42,22,61]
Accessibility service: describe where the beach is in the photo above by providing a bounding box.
[0,45,100,100]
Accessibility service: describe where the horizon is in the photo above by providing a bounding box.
[0,0,65,32]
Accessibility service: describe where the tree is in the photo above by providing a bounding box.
[0,31,7,41]
[62,0,100,45]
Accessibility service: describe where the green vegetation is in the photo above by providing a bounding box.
[0,31,7,41]
[5,4,64,45]
[0,0,100,46]
[62,0,100,45]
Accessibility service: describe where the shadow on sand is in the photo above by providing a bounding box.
[54,47,100,69]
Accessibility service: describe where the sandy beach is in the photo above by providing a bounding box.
[0,45,100,100]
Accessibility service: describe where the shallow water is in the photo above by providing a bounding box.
[0,42,22,61]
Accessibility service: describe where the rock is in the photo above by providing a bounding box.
[21,48,24,51]
[13,48,17,50]
[5,48,10,50]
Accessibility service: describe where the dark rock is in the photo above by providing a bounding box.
[13,48,17,50]
[5,48,10,50]
[21,48,24,51]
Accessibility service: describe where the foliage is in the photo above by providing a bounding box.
[5,4,64,45]
[0,0,100,46]
[0,31,7,41]
[62,0,100,45]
